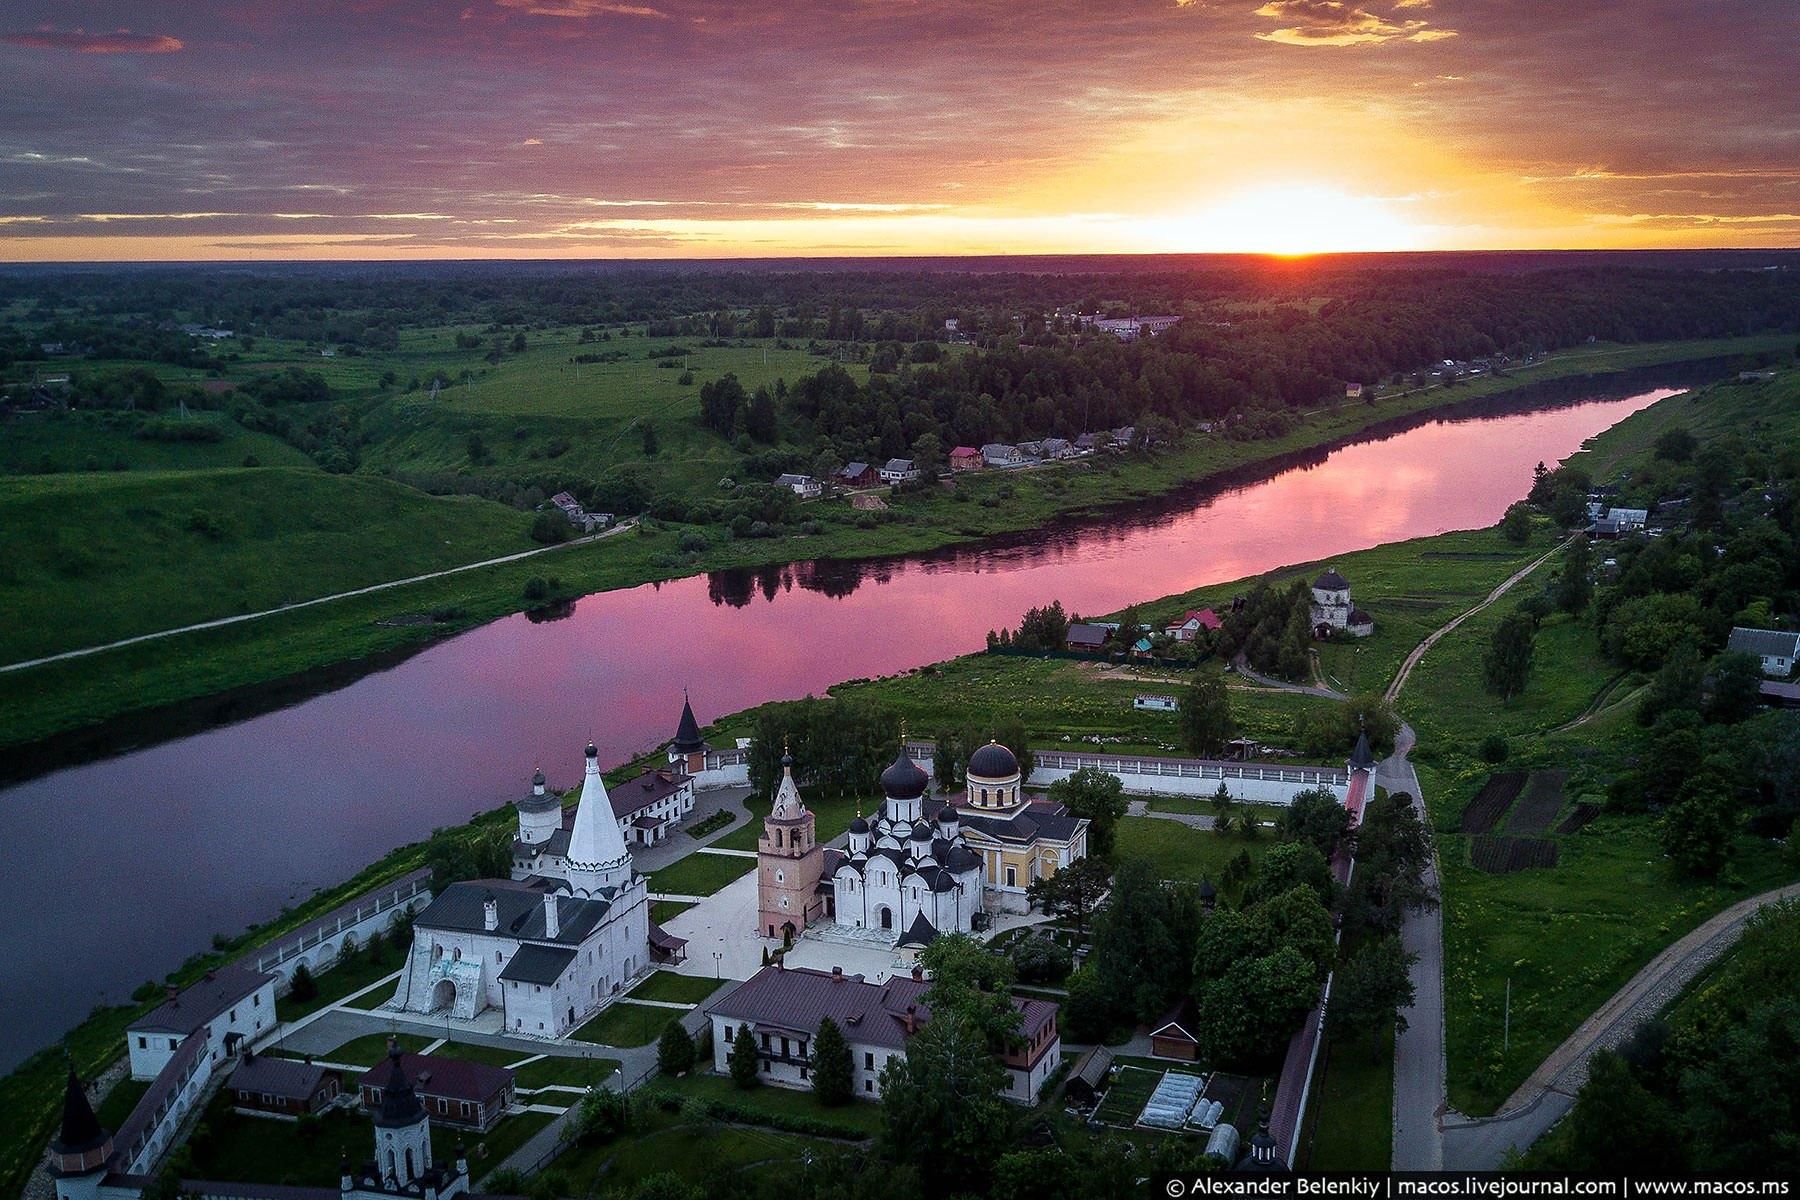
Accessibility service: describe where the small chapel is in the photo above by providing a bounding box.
[1309,567,1375,639]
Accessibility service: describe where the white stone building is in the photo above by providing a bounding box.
[392,742,651,1037]
[1308,568,1374,638]
[126,966,278,1082]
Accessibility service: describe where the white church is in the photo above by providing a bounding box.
[387,743,653,1038]
[1309,567,1374,638]
[827,746,986,944]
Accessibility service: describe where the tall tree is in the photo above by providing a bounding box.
[1326,937,1417,1059]
[1278,787,1351,858]
[919,933,1021,1051]
[1484,609,1537,701]
[1025,856,1110,936]
[729,1023,760,1089]
[811,1017,853,1107]
[1554,537,1594,615]
[878,1012,1014,1195]
[1046,767,1127,856]
[1179,673,1237,757]
[1661,775,1739,878]
[657,1020,695,1075]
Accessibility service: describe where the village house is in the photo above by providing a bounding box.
[1728,627,1800,677]
[1017,440,1045,458]
[1040,437,1072,458]
[359,1050,513,1133]
[1134,694,1180,713]
[227,1051,340,1118]
[981,443,1024,467]
[879,458,920,483]
[948,446,983,471]
[1164,608,1222,642]
[1345,382,1363,399]
[838,461,878,488]
[1065,622,1112,652]
[1073,432,1104,452]
[127,966,279,1082]
[1110,425,1136,448]
[548,491,610,533]
[774,473,822,499]
[704,963,1061,1103]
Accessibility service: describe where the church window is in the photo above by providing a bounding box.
[776,869,785,883]
[496,951,503,963]
[405,1149,415,1180]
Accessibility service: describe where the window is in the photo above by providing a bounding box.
[865,1052,874,1069]
[229,1008,236,1021]
[865,1080,874,1093]
[1005,866,1017,888]
[138,1036,147,1049]
[496,951,503,963]
[169,1037,179,1051]
[253,995,260,1007]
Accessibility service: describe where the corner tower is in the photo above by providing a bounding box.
[47,1068,112,1200]
[758,748,825,940]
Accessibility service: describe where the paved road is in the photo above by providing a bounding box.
[1438,882,1800,1168]
[1383,725,1448,1171]
[0,519,638,674]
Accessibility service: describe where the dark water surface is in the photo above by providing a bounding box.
[0,373,1688,1070]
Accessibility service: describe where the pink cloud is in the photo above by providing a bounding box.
[3,27,185,54]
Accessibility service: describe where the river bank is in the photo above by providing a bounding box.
[3,335,1786,768]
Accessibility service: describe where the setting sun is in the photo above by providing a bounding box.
[1153,184,1427,255]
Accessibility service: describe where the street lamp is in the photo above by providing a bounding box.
[712,950,722,979]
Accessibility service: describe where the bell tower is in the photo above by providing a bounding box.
[757,746,824,941]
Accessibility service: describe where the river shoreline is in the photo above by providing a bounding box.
[0,346,1760,784]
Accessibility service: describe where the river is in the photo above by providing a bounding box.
[0,372,1687,1071]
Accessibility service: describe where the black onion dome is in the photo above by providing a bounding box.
[1313,569,1350,591]
[584,742,599,760]
[967,740,1019,779]
[531,768,546,787]
[849,815,869,834]
[937,805,959,824]
[880,746,929,799]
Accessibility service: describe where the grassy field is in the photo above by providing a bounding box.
[0,409,314,474]
[546,1100,854,1195]
[0,467,535,664]
[1393,372,1800,1115]
[646,851,755,897]
[626,971,731,1005]
[1113,815,1271,893]
[6,334,1779,755]
[1302,1027,1394,1170]
[276,956,402,1022]
[514,1053,621,1091]
[651,1070,886,1136]
[569,1001,678,1048]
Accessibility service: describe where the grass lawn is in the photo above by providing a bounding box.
[650,899,696,924]
[276,954,404,1022]
[275,1031,432,1067]
[569,1002,678,1048]
[652,1071,884,1137]
[514,1054,622,1091]
[1113,815,1271,893]
[0,409,314,476]
[1092,1064,1163,1127]
[424,1040,531,1069]
[1303,1028,1394,1170]
[549,1106,853,1194]
[95,1077,151,1131]
[627,971,730,1005]
[646,851,755,897]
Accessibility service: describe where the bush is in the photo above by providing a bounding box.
[288,961,317,1002]
[658,1021,696,1075]
[1010,933,1074,984]
[530,510,572,544]
[1480,734,1510,764]
[523,576,550,602]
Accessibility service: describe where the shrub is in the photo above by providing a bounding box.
[1480,734,1510,764]
[1010,933,1073,984]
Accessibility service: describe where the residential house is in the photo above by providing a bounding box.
[838,462,878,488]
[949,446,983,472]
[1073,432,1104,452]
[1134,695,1179,713]
[1740,369,1779,382]
[549,491,609,533]
[1608,507,1649,532]
[1016,440,1045,458]
[1065,623,1111,653]
[359,1052,513,1132]
[228,1052,340,1118]
[879,458,920,483]
[127,966,279,1082]
[704,964,1061,1104]
[1728,627,1800,678]
[611,767,696,845]
[1040,437,1072,458]
[1110,426,1136,448]
[1345,382,1363,399]
[1164,608,1222,642]
[775,473,822,499]
[981,443,1023,468]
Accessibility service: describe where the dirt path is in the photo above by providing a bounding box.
[0,520,638,675]
[1384,536,1573,705]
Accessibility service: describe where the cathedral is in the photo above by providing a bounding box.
[388,742,652,1038]
[756,739,1090,946]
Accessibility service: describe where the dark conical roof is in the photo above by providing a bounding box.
[671,695,706,753]
[881,745,929,800]
[899,910,939,947]
[51,1067,109,1158]
[967,739,1019,779]
[1349,730,1376,771]
[372,1043,426,1128]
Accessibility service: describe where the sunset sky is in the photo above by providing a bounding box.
[2,0,1797,260]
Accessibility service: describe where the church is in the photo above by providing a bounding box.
[1309,568,1374,638]
[756,739,1089,946]
[387,742,652,1038]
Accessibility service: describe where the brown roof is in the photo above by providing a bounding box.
[612,769,690,818]
[129,965,277,1037]
[359,1053,512,1103]
[230,1054,335,1101]
[707,966,931,1050]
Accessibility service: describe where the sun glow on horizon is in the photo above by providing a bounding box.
[1149,184,1427,256]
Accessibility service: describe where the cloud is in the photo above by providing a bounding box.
[2,27,184,54]
[491,0,667,16]
[1253,0,1455,45]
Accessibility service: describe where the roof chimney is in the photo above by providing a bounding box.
[903,1005,917,1034]
[483,892,498,933]
[911,964,923,982]
[165,984,179,1004]
[831,965,843,981]
[543,890,560,939]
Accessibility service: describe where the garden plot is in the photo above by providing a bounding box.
[1470,835,1559,874]
[1460,771,1526,834]
[1092,1065,1162,1128]
[1505,770,1569,834]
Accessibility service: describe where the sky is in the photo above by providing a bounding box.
[1,0,1797,261]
